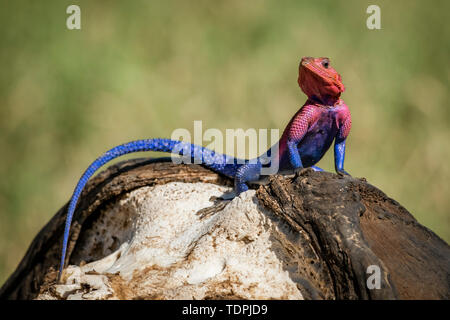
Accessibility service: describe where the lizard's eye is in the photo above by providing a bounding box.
[322,59,330,68]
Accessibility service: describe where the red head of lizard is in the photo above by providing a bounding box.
[298,57,345,106]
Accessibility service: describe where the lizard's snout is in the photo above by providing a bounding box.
[300,56,313,66]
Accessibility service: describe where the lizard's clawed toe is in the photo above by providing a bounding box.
[294,167,315,177]
[209,191,235,202]
[337,170,351,177]
[196,199,231,220]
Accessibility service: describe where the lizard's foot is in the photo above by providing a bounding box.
[250,175,270,186]
[294,167,315,176]
[294,167,305,175]
[209,191,235,201]
[336,169,351,176]
[293,167,317,178]
[311,166,324,172]
[196,194,234,220]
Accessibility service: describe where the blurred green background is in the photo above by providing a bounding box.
[0,0,449,285]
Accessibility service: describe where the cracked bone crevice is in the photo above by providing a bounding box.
[38,182,306,300]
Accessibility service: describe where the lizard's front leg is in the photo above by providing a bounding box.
[287,139,305,174]
[283,104,316,174]
[334,103,352,176]
[334,138,350,176]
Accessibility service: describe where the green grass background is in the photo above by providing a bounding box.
[0,0,449,285]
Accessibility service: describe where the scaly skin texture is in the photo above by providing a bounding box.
[58,56,351,280]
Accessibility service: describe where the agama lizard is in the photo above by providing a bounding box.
[58,56,351,280]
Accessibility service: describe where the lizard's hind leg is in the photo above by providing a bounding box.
[197,197,232,220]
[196,162,262,219]
[234,162,263,194]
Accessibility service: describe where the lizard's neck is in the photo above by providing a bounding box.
[307,96,341,108]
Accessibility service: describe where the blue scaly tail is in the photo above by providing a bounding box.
[58,138,246,280]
